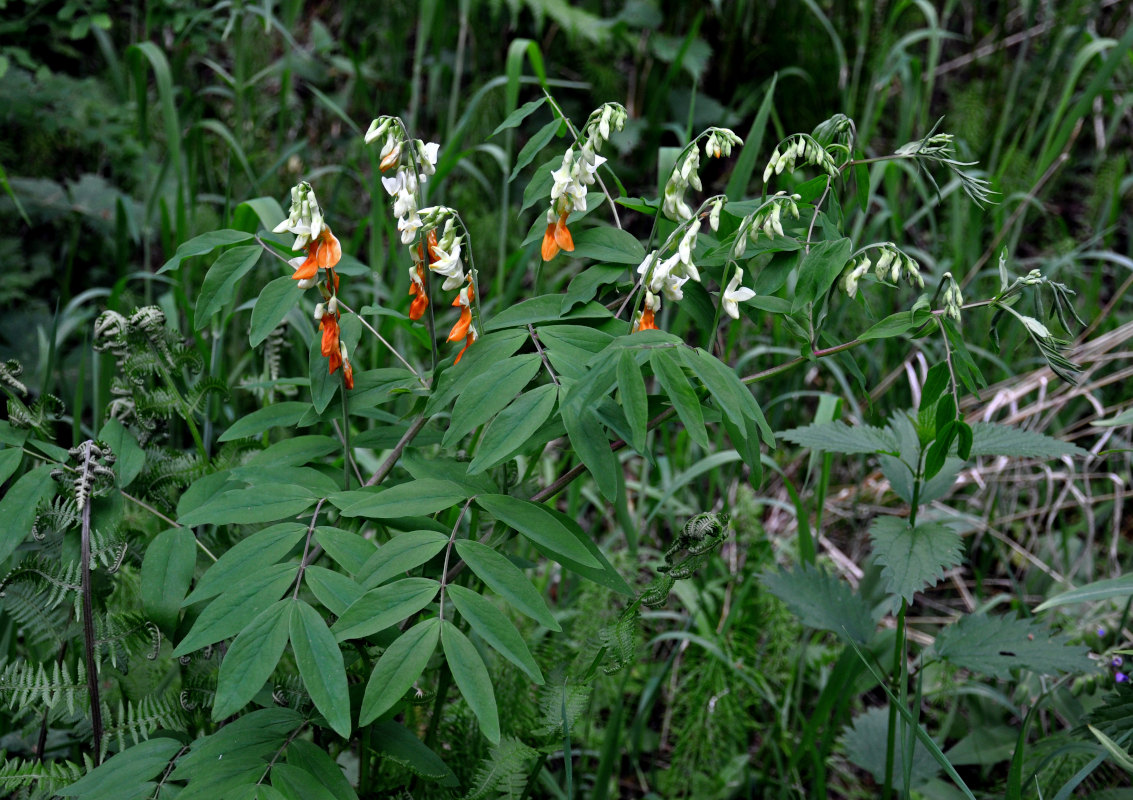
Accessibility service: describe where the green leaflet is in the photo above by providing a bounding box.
[441,620,501,744]
[490,96,547,137]
[650,349,709,448]
[219,401,311,441]
[332,578,440,641]
[359,530,450,589]
[313,526,378,575]
[1035,574,1133,612]
[56,738,182,799]
[468,384,558,474]
[443,354,542,446]
[173,563,298,657]
[447,584,544,684]
[931,613,1092,679]
[212,599,294,720]
[0,465,55,564]
[302,565,364,617]
[791,237,852,312]
[194,245,263,330]
[561,403,618,502]
[509,117,560,181]
[780,420,898,455]
[868,518,964,603]
[184,523,305,605]
[330,479,468,519]
[370,721,458,786]
[359,617,441,725]
[271,763,341,800]
[177,483,318,527]
[425,329,528,416]
[97,417,145,487]
[454,539,560,630]
[158,229,254,274]
[140,527,197,632]
[617,350,648,453]
[290,601,350,738]
[283,739,359,800]
[568,227,647,265]
[250,275,301,347]
[476,494,600,568]
[761,563,875,644]
[485,295,612,331]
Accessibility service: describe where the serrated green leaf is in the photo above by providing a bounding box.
[931,613,1092,679]
[250,275,301,347]
[185,523,305,605]
[141,527,197,632]
[359,617,440,725]
[178,483,318,527]
[469,384,558,474]
[869,519,963,603]
[843,707,940,789]
[477,494,600,567]
[173,563,298,657]
[454,540,560,630]
[290,601,351,737]
[568,227,647,265]
[781,421,898,455]
[617,350,648,453]
[330,479,468,519]
[212,599,294,720]
[359,530,450,589]
[194,245,262,330]
[159,229,254,274]
[219,401,310,441]
[56,738,182,799]
[447,584,544,684]
[968,422,1088,459]
[444,354,542,446]
[442,620,501,743]
[509,117,560,181]
[761,564,875,643]
[332,578,439,641]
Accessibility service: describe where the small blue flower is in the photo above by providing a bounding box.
[1098,627,1108,637]
[1114,656,1125,668]
[1116,672,1128,684]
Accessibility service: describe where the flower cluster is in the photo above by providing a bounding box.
[732,192,801,258]
[839,243,924,299]
[446,277,477,364]
[763,134,838,183]
[638,221,702,304]
[940,272,964,321]
[542,104,626,261]
[367,117,441,245]
[662,128,741,221]
[275,182,353,389]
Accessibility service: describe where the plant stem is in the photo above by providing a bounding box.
[292,498,325,600]
[78,447,104,765]
[365,414,428,487]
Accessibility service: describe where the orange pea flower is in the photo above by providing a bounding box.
[541,210,574,261]
[408,261,429,321]
[292,228,343,281]
[447,279,477,363]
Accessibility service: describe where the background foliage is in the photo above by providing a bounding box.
[1,0,1131,798]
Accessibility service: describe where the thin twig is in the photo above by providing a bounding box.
[365,415,429,487]
[78,445,104,765]
[293,498,326,600]
[119,490,218,562]
[438,498,475,621]
[528,324,560,386]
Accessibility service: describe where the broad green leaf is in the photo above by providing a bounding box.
[568,227,647,265]
[284,739,359,800]
[561,404,618,502]
[235,196,287,234]
[250,275,301,347]
[539,506,633,596]
[330,479,468,518]
[314,526,377,575]
[920,363,952,413]
[490,96,547,137]
[271,763,340,800]
[302,565,364,616]
[360,531,450,589]
[425,329,528,415]
[141,527,197,632]
[469,384,558,474]
[1036,575,1133,612]
[247,435,340,467]
[761,564,875,644]
[371,721,458,785]
[843,707,941,789]
[309,333,339,414]
[454,540,560,630]
[650,349,708,448]
[159,229,254,274]
[98,418,145,487]
[401,452,499,496]
[219,401,310,441]
[509,117,560,181]
[178,483,318,527]
[173,563,297,657]
[57,738,182,799]
[444,354,542,446]
[229,465,339,496]
[359,617,441,725]
[538,325,617,380]
[857,307,934,341]
[290,600,351,737]
[780,421,898,455]
[476,494,600,568]
[562,264,625,313]
[931,613,1092,679]
[968,422,1088,459]
[617,350,648,453]
[332,578,439,641]
[0,448,21,486]
[441,620,501,743]
[0,465,55,564]
[447,584,544,684]
[868,518,963,603]
[484,295,612,332]
[213,599,294,720]
[681,347,775,446]
[169,707,304,780]
[791,237,852,311]
[195,245,263,330]
[185,523,306,604]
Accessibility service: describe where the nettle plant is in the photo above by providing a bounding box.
[0,91,1096,799]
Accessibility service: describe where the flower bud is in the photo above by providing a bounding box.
[313,303,325,319]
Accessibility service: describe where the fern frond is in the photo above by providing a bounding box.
[0,658,88,716]
[183,377,229,416]
[0,582,73,647]
[30,496,80,541]
[87,694,187,752]
[464,737,538,800]
[0,358,29,395]
[0,556,82,611]
[534,679,590,738]
[0,756,85,800]
[95,613,161,671]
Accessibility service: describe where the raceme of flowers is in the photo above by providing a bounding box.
[763,133,838,183]
[838,242,924,299]
[542,103,627,261]
[274,182,353,389]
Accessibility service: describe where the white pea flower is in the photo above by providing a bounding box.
[721,268,756,319]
